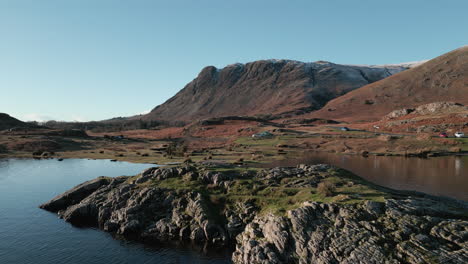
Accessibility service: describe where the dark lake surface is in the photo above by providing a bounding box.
[0,159,231,264]
[266,153,468,201]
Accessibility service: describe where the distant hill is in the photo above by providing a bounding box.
[311,46,468,122]
[140,60,408,122]
[0,113,35,130]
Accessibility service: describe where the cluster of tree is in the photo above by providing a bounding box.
[0,144,8,153]
[42,119,186,133]
[165,141,188,157]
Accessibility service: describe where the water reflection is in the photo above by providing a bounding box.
[0,159,10,180]
[265,153,468,201]
[455,157,463,176]
[0,159,231,264]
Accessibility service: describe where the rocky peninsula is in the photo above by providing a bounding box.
[40,164,468,263]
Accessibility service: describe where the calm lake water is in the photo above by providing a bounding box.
[1,156,466,264]
[0,159,231,264]
[266,153,468,201]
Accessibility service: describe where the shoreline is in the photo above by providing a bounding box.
[1,147,467,165]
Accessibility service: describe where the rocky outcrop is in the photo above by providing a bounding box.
[385,102,467,120]
[385,108,415,120]
[414,102,467,115]
[40,167,230,245]
[40,176,114,212]
[256,164,331,188]
[40,165,468,264]
[380,102,468,134]
[233,199,468,264]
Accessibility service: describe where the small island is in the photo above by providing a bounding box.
[40,164,468,264]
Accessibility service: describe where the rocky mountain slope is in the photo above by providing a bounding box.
[141,61,408,122]
[311,46,468,122]
[379,102,468,133]
[0,113,35,131]
[40,165,468,264]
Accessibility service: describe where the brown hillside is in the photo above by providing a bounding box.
[141,60,407,122]
[311,46,468,122]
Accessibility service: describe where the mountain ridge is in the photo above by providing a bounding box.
[139,60,408,122]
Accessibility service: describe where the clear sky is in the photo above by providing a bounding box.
[1,0,467,122]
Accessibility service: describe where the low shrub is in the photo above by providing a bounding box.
[234,158,244,164]
[317,181,336,197]
[416,133,432,141]
[0,144,8,153]
[166,142,188,157]
[377,135,398,142]
[11,140,61,152]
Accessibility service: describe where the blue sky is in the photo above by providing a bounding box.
[1,0,467,122]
